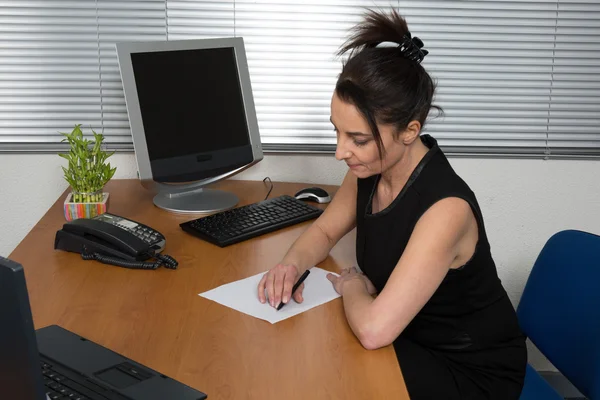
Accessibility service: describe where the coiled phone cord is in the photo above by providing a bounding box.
[81,251,178,270]
[154,253,178,269]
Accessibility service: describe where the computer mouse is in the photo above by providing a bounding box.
[294,187,332,204]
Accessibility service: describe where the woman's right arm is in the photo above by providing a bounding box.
[258,171,358,307]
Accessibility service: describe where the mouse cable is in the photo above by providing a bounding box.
[263,176,273,200]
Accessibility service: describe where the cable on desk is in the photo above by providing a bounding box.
[81,252,159,270]
[81,248,178,270]
[154,253,179,269]
[263,176,273,200]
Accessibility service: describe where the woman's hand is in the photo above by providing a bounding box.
[258,263,305,307]
[327,267,377,296]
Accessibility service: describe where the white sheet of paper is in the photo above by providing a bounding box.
[199,267,340,324]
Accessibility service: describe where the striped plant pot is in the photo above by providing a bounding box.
[63,192,110,221]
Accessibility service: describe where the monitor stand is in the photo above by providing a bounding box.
[153,188,238,214]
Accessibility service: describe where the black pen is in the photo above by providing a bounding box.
[277,269,310,310]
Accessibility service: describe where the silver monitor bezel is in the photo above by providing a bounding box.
[115,37,263,188]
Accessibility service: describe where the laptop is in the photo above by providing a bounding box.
[0,256,207,400]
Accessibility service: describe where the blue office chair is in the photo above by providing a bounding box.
[517,230,600,400]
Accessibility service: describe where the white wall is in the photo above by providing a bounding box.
[2,152,599,371]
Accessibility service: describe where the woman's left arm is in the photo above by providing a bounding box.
[327,197,475,350]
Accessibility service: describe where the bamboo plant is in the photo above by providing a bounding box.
[59,124,117,203]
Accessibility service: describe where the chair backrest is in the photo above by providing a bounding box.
[517,230,600,400]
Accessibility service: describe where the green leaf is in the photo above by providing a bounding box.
[57,124,117,195]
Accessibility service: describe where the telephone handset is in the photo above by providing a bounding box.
[54,213,177,270]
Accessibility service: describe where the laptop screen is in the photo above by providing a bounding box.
[0,256,46,400]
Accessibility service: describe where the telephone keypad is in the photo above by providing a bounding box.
[130,225,161,244]
[93,213,165,250]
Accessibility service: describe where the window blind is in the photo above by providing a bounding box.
[96,0,166,145]
[548,0,600,157]
[0,0,598,158]
[401,0,558,156]
[231,1,396,148]
[0,1,101,148]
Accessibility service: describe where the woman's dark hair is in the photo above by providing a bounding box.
[335,9,441,159]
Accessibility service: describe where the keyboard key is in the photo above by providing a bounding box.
[48,381,60,390]
[46,391,63,400]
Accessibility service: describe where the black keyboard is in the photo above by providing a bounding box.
[180,195,323,247]
[41,360,98,400]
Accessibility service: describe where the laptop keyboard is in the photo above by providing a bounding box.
[41,360,98,400]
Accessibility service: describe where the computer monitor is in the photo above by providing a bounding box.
[116,37,263,213]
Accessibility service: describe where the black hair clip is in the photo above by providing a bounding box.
[398,32,428,64]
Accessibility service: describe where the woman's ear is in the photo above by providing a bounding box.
[401,120,422,145]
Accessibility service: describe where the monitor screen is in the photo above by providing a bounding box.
[130,47,250,162]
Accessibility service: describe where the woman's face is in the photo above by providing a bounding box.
[330,92,406,178]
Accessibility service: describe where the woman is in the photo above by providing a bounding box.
[257,10,526,399]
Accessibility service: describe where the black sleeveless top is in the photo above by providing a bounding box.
[356,135,524,353]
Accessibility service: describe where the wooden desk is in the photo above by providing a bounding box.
[9,179,408,400]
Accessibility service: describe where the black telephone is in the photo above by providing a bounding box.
[54,213,177,270]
